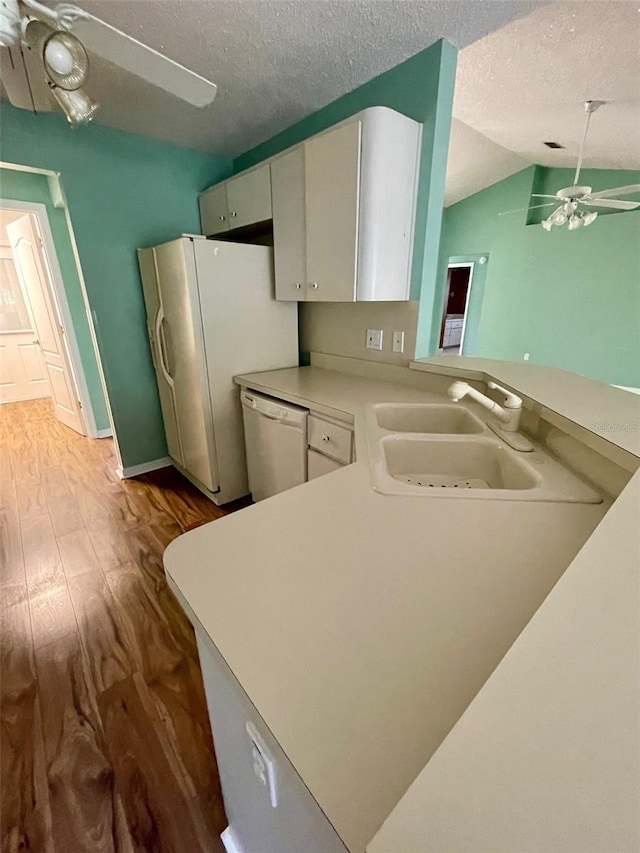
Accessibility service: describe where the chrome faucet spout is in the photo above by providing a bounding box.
[447,380,522,432]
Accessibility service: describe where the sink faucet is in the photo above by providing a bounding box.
[447,380,522,432]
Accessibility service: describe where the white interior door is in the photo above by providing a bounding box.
[0,244,50,402]
[6,214,84,433]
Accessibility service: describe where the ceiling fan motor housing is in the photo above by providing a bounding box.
[557,185,592,201]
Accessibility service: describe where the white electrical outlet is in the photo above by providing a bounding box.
[392,331,405,353]
[366,329,383,350]
[524,352,530,361]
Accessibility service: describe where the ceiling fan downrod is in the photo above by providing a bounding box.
[573,100,605,187]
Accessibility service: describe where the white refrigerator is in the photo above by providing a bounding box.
[137,236,298,505]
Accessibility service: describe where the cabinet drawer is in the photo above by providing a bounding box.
[307,449,344,481]
[308,416,352,464]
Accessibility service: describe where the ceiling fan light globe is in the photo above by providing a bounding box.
[550,210,567,226]
[568,215,583,231]
[541,218,553,232]
[582,211,598,227]
[43,31,89,90]
[44,38,74,75]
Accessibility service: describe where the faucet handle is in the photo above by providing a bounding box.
[487,381,522,409]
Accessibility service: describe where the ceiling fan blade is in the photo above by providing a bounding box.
[498,203,557,216]
[69,12,217,107]
[588,184,640,199]
[0,45,53,111]
[531,194,559,199]
[582,199,640,211]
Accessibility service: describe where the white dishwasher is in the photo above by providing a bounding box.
[240,389,308,501]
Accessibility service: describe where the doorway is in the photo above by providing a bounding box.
[1,202,97,436]
[439,262,475,354]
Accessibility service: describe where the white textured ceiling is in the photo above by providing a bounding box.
[445,118,529,206]
[23,0,545,155]
[453,0,640,176]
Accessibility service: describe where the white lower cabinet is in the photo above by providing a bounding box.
[308,449,344,480]
[307,414,353,481]
[196,631,348,853]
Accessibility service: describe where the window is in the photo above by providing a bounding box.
[0,246,32,332]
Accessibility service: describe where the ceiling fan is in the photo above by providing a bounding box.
[500,100,640,231]
[0,0,217,126]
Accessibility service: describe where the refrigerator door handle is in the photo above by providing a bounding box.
[155,307,174,387]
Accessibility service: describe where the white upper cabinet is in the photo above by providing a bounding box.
[200,163,272,236]
[271,147,307,301]
[304,119,361,302]
[200,107,421,302]
[272,107,421,303]
[199,183,229,235]
[226,165,272,230]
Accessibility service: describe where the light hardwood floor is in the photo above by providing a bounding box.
[0,398,248,852]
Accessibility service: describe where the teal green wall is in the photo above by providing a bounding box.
[235,39,457,305]
[0,167,110,430]
[431,166,640,386]
[0,103,231,467]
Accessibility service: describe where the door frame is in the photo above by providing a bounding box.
[441,261,475,355]
[1,198,95,435]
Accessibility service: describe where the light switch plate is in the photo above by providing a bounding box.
[366,329,383,350]
[392,331,405,353]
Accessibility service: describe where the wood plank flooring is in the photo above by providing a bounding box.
[1,398,248,853]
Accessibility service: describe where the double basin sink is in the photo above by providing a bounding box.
[367,403,601,503]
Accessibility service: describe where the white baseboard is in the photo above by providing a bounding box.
[221,827,245,853]
[95,427,113,438]
[116,456,173,479]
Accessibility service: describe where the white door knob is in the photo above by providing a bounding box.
[310,282,319,290]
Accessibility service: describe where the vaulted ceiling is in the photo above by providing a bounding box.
[446,0,640,205]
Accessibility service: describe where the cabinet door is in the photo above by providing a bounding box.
[305,120,361,302]
[271,148,307,301]
[307,449,344,481]
[226,163,272,230]
[199,183,229,235]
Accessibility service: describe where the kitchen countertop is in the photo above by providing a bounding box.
[412,355,640,457]
[164,364,620,852]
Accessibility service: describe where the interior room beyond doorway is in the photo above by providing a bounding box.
[439,262,474,355]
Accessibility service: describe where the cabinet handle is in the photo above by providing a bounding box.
[230,211,238,218]
[294,283,301,290]
[322,435,330,442]
[310,282,319,290]
[219,214,226,221]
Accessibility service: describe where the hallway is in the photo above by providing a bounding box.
[0,398,242,852]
